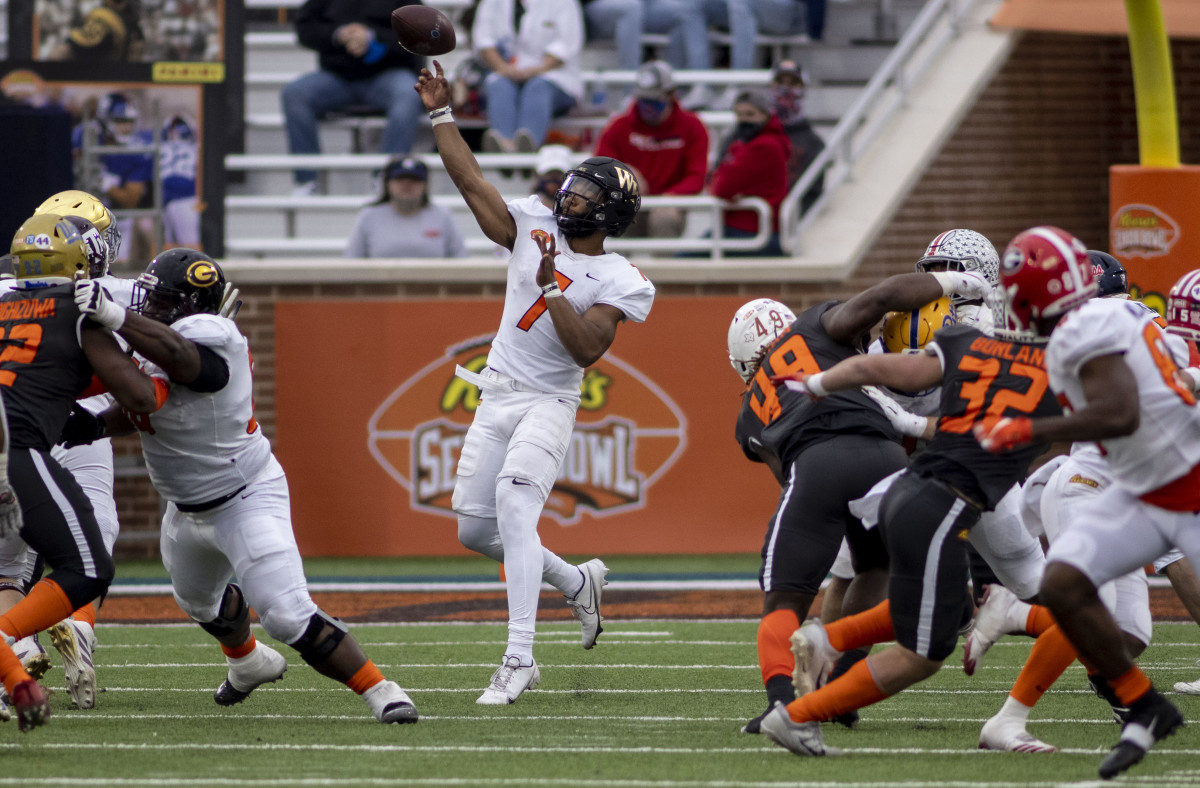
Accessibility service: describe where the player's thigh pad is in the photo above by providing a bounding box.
[497,396,577,498]
[1039,457,1108,545]
[162,505,235,621]
[968,485,1045,600]
[52,439,119,553]
[452,395,515,518]
[1108,570,1152,645]
[828,538,854,581]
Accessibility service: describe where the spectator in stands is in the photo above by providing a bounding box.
[706,88,790,255]
[594,61,708,238]
[705,0,826,69]
[770,59,825,214]
[345,156,467,258]
[282,0,425,196]
[160,114,201,247]
[531,144,574,211]
[582,0,713,108]
[473,0,584,152]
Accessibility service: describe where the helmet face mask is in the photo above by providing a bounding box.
[1166,268,1200,342]
[882,296,955,354]
[553,157,641,239]
[915,229,1000,303]
[131,248,225,324]
[727,298,797,383]
[9,214,92,287]
[999,226,1096,336]
[34,189,120,276]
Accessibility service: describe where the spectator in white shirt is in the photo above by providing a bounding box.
[345,157,467,258]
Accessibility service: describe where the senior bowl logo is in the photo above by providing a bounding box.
[367,334,686,524]
[1110,204,1180,258]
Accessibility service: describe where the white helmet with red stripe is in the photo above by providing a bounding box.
[999,226,1096,335]
[727,298,796,383]
[915,229,999,300]
[1167,268,1200,342]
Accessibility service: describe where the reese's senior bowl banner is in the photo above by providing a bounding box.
[274,297,779,556]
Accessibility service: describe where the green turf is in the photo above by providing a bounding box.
[8,618,1200,786]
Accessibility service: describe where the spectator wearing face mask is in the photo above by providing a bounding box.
[770,59,825,214]
[530,144,574,211]
[593,61,709,238]
[706,88,790,256]
[345,157,468,258]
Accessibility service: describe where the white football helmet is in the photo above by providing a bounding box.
[1167,268,1200,342]
[728,298,797,383]
[915,229,1000,300]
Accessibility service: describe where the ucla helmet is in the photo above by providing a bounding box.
[35,189,121,276]
[10,214,92,288]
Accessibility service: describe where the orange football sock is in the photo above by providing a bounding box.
[347,660,385,695]
[1025,605,1055,637]
[757,609,801,683]
[0,642,31,696]
[72,602,97,629]
[1009,625,1078,707]
[786,658,888,723]
[0,579,74,640]
[825,600,892,653]
[1111,666,1152,707]
[221,634,258,660]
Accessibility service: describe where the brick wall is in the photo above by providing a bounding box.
[112,32,1200,555]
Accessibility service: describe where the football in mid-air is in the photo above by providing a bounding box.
[391,5,456,56]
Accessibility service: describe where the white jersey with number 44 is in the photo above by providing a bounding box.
[487,195,655,397]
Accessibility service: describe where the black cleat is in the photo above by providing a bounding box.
[832,708,860,730]
[740,705,770,734]
[1097,688,1183,780]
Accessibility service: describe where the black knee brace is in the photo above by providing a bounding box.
[290,610,347,667]
[197,584,249,639]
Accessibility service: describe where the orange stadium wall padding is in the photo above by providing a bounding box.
[274,297,780,557]
[1108,165,1200,313]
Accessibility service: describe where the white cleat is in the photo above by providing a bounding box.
[791,620,840,697]
[363,679,418,724]
[476,655,540,705]
[13,633,50,681]
[963,584,1025,676]
[979,714,1057,753]
[760,701,839,756]
[48,619,97,710]
[567,559,608,649]
[214,642,287,706]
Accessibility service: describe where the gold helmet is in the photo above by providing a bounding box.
[882,296,955,354]
[10,214,92,288]
[35,189,120,277]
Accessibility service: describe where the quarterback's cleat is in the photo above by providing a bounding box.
[791,620,840,697]
[760,701,838,757]
[978,714,1057,753]
[962,584,1024,677]
[567,559,608,649]
[476,655,540,705]
[10,679,50,732]
[1098,688,1183,780]
[13,633,51,681]
[48,619,96,710]
[362,680,419,724]
[214,642,287,706]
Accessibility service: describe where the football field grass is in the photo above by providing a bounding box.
[6,617,1200,787]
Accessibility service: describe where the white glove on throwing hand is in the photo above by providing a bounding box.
[75,279,126,330]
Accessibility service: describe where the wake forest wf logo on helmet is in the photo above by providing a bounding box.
[366,335,685,524]
[186,259,221,289]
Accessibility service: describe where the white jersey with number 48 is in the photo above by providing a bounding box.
[487,196,655,397]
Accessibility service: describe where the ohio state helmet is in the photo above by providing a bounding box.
[1000,226,1096,335]
[1088,250,1128,298]
[727,298,796,383]
[9,214,92,287]
[915,229,1000,297]
[132,248,225,324]
[554,156,641,238]
[1166,268,1200,342]
[882,296,955,354]
[35,189,121,276]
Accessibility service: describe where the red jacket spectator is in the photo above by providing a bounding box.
[710,113,791,234]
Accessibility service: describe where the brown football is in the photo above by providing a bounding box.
[390,5,457,57]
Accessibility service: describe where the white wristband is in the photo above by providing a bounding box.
[805,372,828,397]
[429,105,454,126]
[541,282,562,298]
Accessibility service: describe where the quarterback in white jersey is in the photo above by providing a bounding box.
[977,226,1200,779]
[70,249,419,725]
[418,61,655,704]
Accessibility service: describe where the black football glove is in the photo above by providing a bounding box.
[59,405,108,448]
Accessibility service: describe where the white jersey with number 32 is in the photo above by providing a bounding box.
[1047,298,1200,495]
[487,195,655,397]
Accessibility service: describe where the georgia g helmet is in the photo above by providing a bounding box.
[1088,250,1128,298]
[1166,268,1200,342]
[132,248,225,324]
[727,298,797,383]
[35,189,121,276]
[882,296,955,354]
[915,229,1000,301]
[1000,226,1096,335]
[9,214,93,288]
[554,156,641,238]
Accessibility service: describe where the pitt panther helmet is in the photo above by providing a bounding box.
[915,229,999,303]
[35,189,121,276]
[554,156,641,238]
[132,248,225,324]
[10,214,92,288]
[1166,268,1200,343]
[882,296,955,354]
[727,298,796,383]
[1000,226,1095,336]
[1087,250,1128,298]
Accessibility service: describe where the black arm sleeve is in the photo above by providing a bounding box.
[181,344,230,393]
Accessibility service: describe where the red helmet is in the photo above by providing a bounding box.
[1167,268,1200,342]
[999,226,1096,334]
